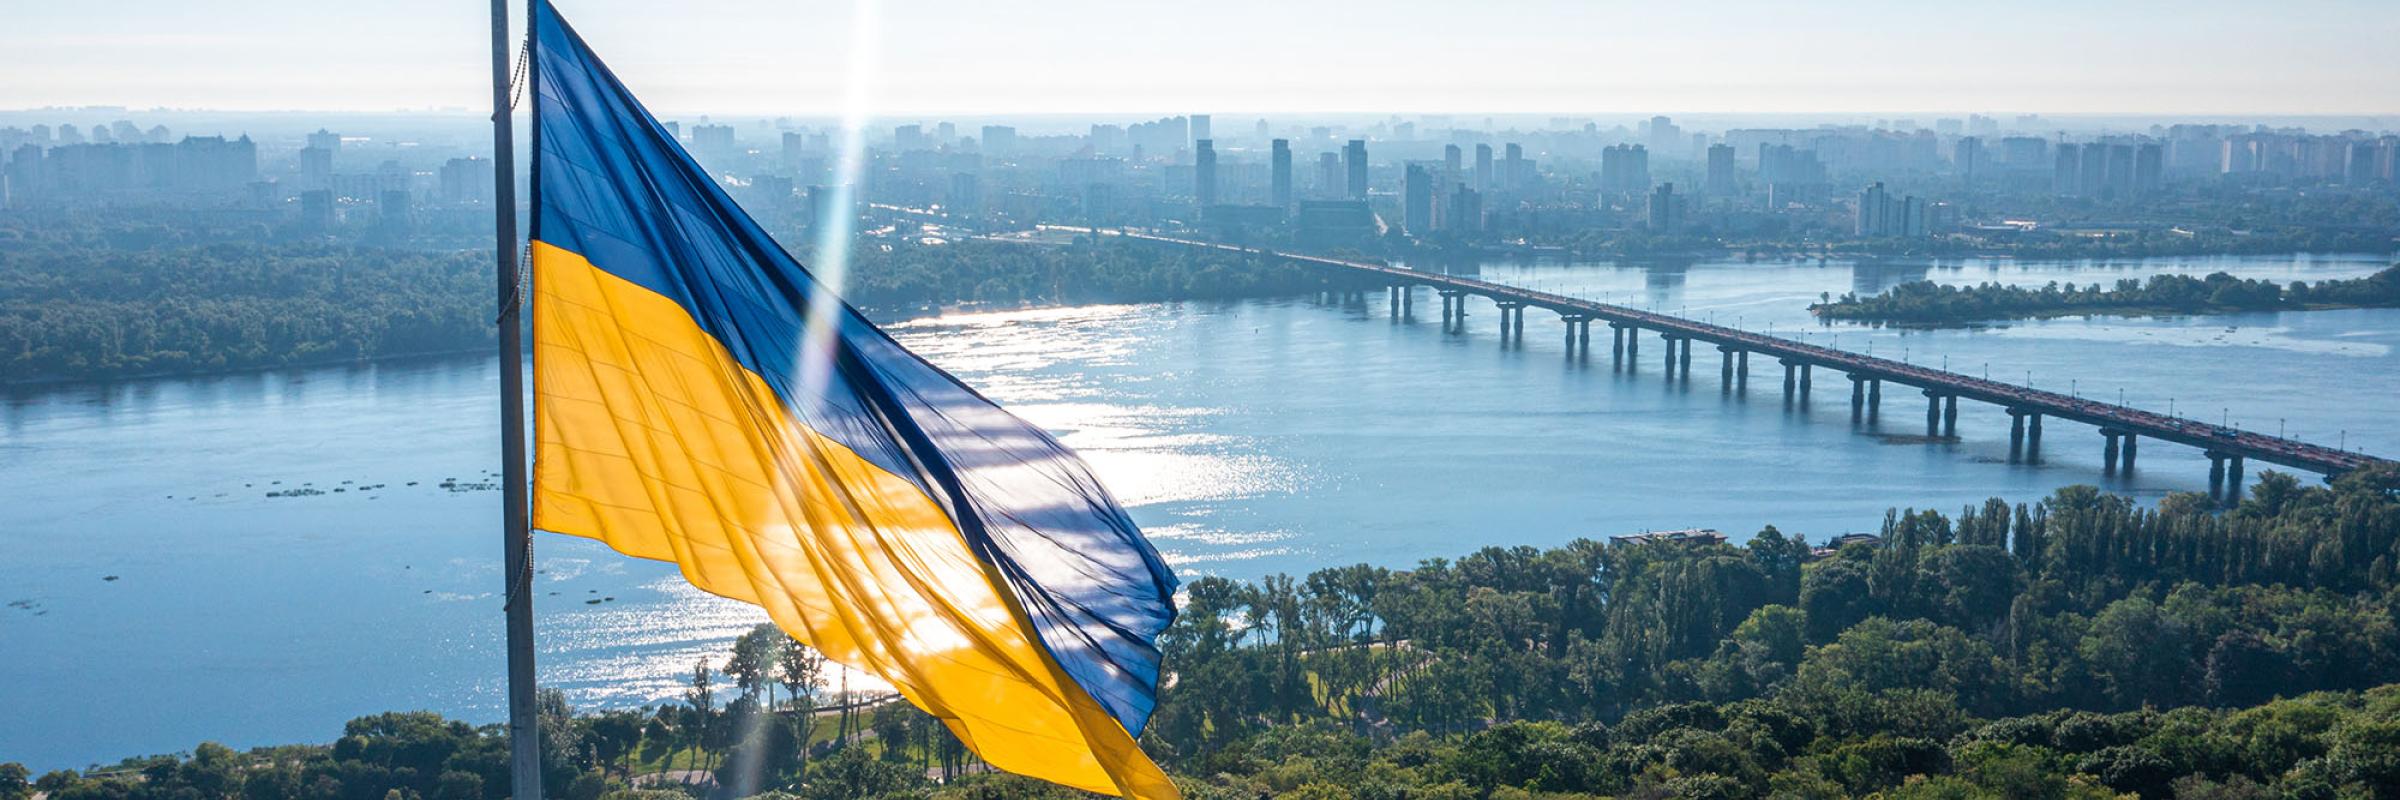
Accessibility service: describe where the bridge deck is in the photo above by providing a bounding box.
[1088,229,2387,477]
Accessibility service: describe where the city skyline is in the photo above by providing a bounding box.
[4,0,2398,116]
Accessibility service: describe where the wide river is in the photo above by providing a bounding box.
[3,252,2393,769]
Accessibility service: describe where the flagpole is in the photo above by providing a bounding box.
[490,0,542,797]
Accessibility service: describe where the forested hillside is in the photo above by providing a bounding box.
[14,467,2400,800]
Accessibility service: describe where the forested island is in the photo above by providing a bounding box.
[1812,265,2400,325]
[0,238,1314,385]
[13,467,2400,800]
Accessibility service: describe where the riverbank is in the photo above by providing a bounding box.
[1812,264,2399,326]
[1819,299,2400,328]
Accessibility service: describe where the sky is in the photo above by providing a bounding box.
[3,0,2397,117]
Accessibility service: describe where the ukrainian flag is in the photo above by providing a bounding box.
[525,3,1179,796]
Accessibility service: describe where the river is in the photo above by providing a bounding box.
[2,251,2393,769]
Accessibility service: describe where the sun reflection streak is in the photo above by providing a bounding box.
[797,0,881,397]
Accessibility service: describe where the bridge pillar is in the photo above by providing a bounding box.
[1799,363,1813,402]
[1678,337,1693,376]
[2027,414,2043,458]
[1782,361,1797,400]
[1850,375,1867,422]
[2102,431,2121,474]
[1496,302,1514,342]
[1737,350,1748,391]
[1515,306,1529,345]
[2122,435,2138,473]
[1720,347,1735,387]
[2227,455,2245,503]
[2208,452,2228,500]
[1610,324,1626,363]
[1942,395,1959,438]
[1926,391,1943,437]
[1578,319,1592,359]
[2010,410,2029,457]
[1626,325,1639,363]
[1868,379,1882,421]
[1388,285,1399,317]
[1662,333,1678,374]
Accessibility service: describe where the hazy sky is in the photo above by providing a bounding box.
[5,0,2396,116]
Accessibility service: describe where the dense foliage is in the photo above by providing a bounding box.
[1813,265,2400,324]
[14,467,2400,799]
[0,243,496,383]
[0,238,1319,384]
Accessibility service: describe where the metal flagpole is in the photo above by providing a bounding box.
[490,0,542,796]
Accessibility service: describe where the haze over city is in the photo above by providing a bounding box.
[5,0,2398,115]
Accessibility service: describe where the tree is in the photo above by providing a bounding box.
[725,623,780,707]
[684,660,716,773]
[776,634,824,715]
[2080,597,2192,709]
[0,763,28,800]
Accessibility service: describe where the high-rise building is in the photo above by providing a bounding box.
[1600,144,1650,195]
[1443,144,1462,181]
[1999,136,2047,167]
[948,172,980,213]
[2105,144,2135,198]
[1190,115,1211,145]
[892,124,923,151]
[1343,139,1369,199]
[172,135,257,192]
[1856,182,1889,236]
[1444,182,1482,233]
[2053,145,2081,195]
[1502,143,1524,191]
[1193,139,1218,209]
[691,124,736,154]
[1704,144,1736,196]
[2135,144,2165,195]
[306,128,341,155]
[1647,183,1683,232]
[1318,152,1341,198]
[1474,143,1493,192]
[1403,164,1433,234]
[299,146,333,190]
[1644,116,1681,156]
[1758,144,1825,187]
[378,189,412,237]
[299,189,334,230]
[1855,181,1928,237]
[980,125,1016,156]
[1295,200,1375,245]
[782,132,807,170]
[1955,137,1984,184]
[1270,139,1293,210]
[440,157,495,204]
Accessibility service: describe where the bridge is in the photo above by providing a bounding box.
[1048,226,2391,497]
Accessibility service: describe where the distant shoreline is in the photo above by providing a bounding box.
[0,302,1018,391]
[0,346,497,392]
[1817,300,2399,328]
[9,252,2391,391]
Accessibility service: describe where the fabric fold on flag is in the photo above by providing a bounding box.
[523,3,1179,796]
